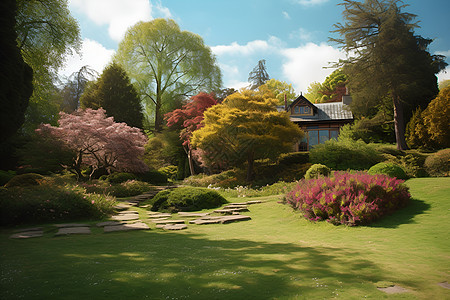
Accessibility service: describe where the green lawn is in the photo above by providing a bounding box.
[1,178,449,299]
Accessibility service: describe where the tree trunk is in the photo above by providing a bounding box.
[246,151,254,182]
[187,147,195,176]
[154,99,162,132]
[392,95,408,150]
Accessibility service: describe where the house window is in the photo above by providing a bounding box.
[293,105,312,115]
[301,128,341,151]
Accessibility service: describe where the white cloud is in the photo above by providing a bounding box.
[282,11,291,19]
[281,42,347,93]
[59,38,115,79]
[295,0,329,6]
[289,27,313,41]
[437,66,450,83]
[69,0,171,42]
[212,40,274,56]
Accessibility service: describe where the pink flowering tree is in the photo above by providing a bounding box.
[37,108,148,179]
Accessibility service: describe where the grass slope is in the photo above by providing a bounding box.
[0,178,449,299]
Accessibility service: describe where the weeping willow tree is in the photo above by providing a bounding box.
[115,19,222,132]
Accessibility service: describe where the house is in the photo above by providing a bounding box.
[281,93,353,151]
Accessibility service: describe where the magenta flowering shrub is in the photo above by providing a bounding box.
[284,172,411,226]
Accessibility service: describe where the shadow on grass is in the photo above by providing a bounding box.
[1,231,387,299]
[370,197,431,228]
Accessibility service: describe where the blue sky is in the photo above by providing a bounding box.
[61,0,450,94]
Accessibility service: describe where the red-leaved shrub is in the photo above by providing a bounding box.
[284,172,410,226]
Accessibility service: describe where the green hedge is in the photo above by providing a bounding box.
[148,187,227,212]
[5,173,44,188]
[309,138,382,170]
[425,149,450,177]
[305,164,331,179]
[278,152,309,165]
[368,162,408,179]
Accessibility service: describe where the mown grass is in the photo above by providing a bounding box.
[0,178,449,299]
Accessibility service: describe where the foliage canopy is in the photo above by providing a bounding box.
[115,18,222,132]
[191,89,303,181]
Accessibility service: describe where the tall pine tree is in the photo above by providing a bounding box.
[80,63,144,128]
[331,0,447,150]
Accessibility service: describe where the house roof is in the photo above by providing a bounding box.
[288,94,353,122]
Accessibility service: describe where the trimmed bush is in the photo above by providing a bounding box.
[0,184,116,225]
[5,173,44,188]
[305,164,331,179]
[425,149,450,177]
[148,187,227,212]
[0,170,15,186]
[279,152,309,165]
[284,172,410,226]
[158,165,178,181]
[136,170,168,184]
[107,172,136,184]
[310,138,382,170]
[368,162,408,179]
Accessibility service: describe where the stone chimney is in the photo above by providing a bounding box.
[342,86,352,105]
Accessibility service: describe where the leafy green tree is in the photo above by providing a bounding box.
[405,107,430,149]
[15,0,81,131]
[115,19,222,132]
[80,63,144,128]
[191,89,303,181]
[248,59,270,90]
[0,0,33,142]
[259,79,296,105]
[423,86,450,148]
[317,69,348,103]
[331,0,447,150]
[304,81,323,103]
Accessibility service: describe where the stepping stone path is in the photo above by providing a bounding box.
[55,226,91,236]
[148,213,172,218]
[190,215,251,225]
[156,224,188,230]
[152,219,186,224]
[112,214,140,221]
[104,222,149,233]
[10,227,44,239]
[7,193,264,237]
[377,285,409,294]
[177,212,210,217]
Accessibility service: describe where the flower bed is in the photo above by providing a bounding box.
[283,172,410,226]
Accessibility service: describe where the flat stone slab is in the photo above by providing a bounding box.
[114,203,133,210]
[223,205,248,209]
[190,215,251,225]
[13,227,43,232]
[54,223,90,228]
[377,285,409,294]
[220,215,251,224]
[153,219,185,224]
[246,200,262,204]
[112,214,140,221]
[148,213,172,218]
[117,210,139,214]
[214,208,249,214]
[163,224,187,230]
[177,212,210,217]
[190,219,222,225]
[10,231,44,239]
[438,281,450,289]
[96,221,125,227]
[104,222,150,233]
[140,204,151,208]
[55,227,91,236]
